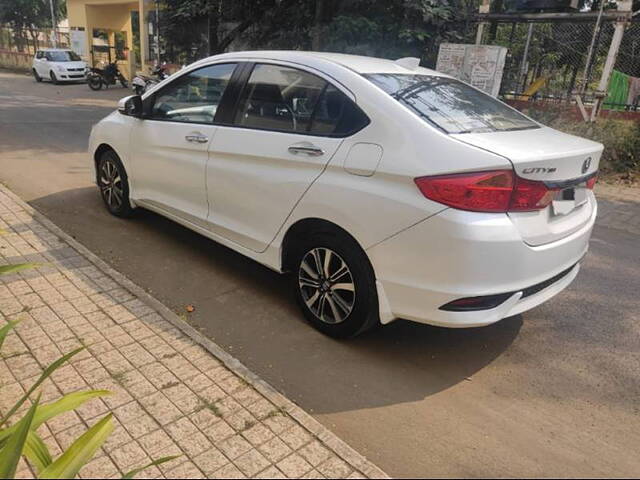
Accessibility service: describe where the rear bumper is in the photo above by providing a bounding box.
[368,201,596,327]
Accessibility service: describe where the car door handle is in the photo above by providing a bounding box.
[185,134,208,143]
[288,145,324,156]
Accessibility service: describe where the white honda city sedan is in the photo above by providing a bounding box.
[89,51,601,338]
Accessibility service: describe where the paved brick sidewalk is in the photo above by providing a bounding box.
[0,184,388,479]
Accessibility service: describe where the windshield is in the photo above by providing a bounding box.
[364,73,538,134]
[46,51,81,62]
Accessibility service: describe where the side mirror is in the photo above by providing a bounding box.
[118,95,143,117]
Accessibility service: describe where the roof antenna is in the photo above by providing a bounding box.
[394,57,420,70]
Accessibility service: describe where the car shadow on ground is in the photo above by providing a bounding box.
[27,186,522,414]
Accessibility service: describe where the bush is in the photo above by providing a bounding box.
[516,105,640,183]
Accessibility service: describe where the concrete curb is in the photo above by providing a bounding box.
[0,183,389,479]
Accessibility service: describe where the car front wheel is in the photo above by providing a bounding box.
[291,230,379,338]
[50,71,59,85]
[97,150,134,217]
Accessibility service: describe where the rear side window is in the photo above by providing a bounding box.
[364,73,538,134]
[149,63,237,124]
[310,84,369,136]
[36,51,43,59]
[234,63,369,137]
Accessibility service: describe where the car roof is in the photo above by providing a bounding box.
[196,50,445,76]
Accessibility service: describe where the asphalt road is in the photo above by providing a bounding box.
[1,70,639,478]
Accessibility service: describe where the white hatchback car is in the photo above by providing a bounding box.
[33,48,87,84]
[89,51,602,338]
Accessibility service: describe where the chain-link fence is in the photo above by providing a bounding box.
[478,18,640,109]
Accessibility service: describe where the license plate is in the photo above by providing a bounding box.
[552,187,587,216]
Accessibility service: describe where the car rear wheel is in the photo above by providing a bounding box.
[290,230,379,338]
[97,150,134,218]
[33,69,42,82]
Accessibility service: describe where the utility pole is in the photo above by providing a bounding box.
[48,0,57,48]
[581,0,605,94]
[475,0,491,45]
[519,23,533,93]
[155,0,160,64]
[591,0,632,119]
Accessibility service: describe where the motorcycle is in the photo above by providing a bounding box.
[87,62,128,91]
[131,63,169,95]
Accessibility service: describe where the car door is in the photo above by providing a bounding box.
[35,51,46,76]
[206,62,369,253]
[129,62,238,225]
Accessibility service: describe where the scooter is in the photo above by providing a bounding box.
[87,62,128,90]
[131,63,169,95]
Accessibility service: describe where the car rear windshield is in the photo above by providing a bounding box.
[47,51,81,62]
[364,73,539,134]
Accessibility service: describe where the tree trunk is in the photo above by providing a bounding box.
[207,0,221,55]
[487,0,503,43]
[567,63,579,97]
[311,0,324,51]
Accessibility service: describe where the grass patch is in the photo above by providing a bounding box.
[161,381,180,390]
[263,406,288,419]
[110,371,127,387]
[198,396,222,417]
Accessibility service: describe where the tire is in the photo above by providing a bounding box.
[119,75,128,88]
[96,150,134,218]
[33,69,42,82]
[290,230,379,338]
[50,71,59,85]
[88,76,103,90]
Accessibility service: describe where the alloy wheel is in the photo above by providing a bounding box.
[298,248,356,324]
[99,158,124,211]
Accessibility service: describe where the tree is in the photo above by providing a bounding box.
[158,0,477,67]
[0,0,65,52]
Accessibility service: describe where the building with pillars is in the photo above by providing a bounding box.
[65,0,155,80]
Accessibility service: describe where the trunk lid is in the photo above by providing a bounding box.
[452,126,603,246]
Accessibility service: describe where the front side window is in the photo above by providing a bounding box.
[149,63,237,124]
[364,73,538,134]
[46,51,82,62]
[234,63,369,136]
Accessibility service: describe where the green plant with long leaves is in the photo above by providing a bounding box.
[0,266,179,477]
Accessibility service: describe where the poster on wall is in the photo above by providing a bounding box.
[70,29,87,58]
[436,44,507,97]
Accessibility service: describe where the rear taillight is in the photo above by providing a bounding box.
[586,174,597,189]
[414,170,560,213]
[414,170,513,213]
[509,176,557,211]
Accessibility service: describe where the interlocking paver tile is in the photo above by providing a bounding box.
[255,465,287,479]
[203,418,236,443]
[317,456,353,478]
[277,453,313,478]
[218,434,253,460]
[138,391,182,426]
[235,449,271,477]
[0,184,386,480]
[210,462,246,479]
[192,447,229,476]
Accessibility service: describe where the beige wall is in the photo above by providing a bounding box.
[67,0,139,79]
